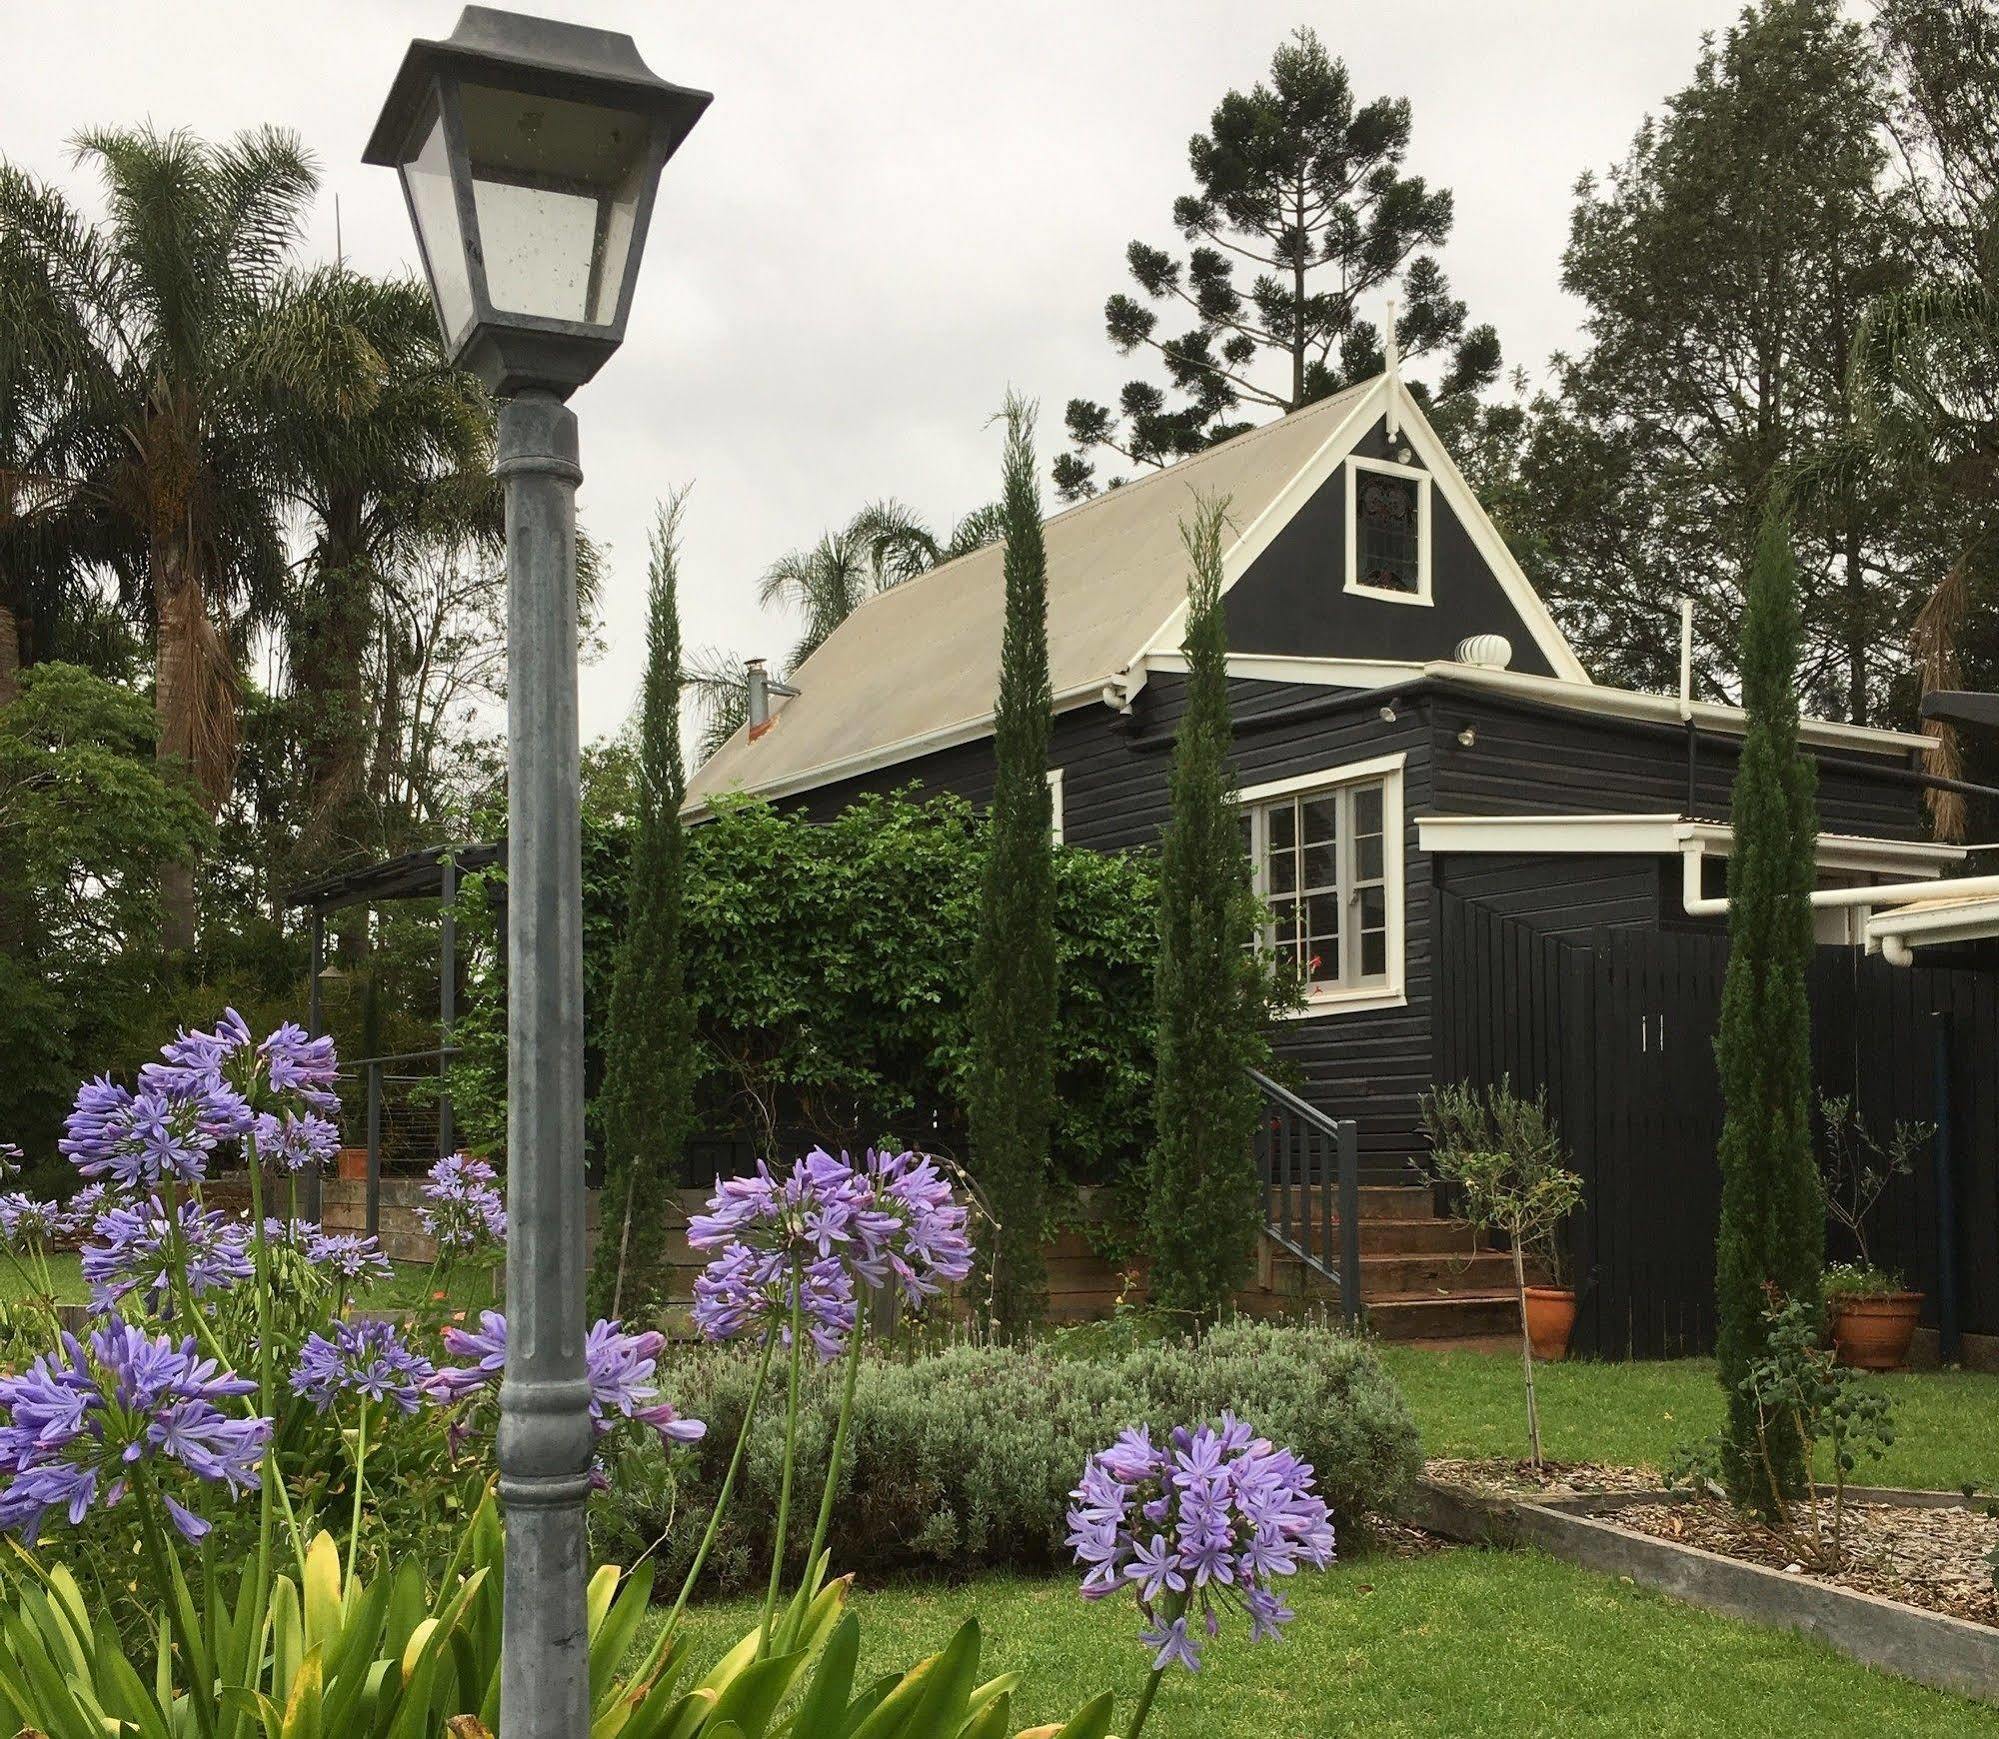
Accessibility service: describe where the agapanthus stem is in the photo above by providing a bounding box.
[130,1469,218,1739]
[244,1133,279,1583]
[345,1400,369,1587]
[1128,1667,1167,1738]
[758,1287,807,1660]
[659,1332,776,1646]
[781,1312,866,1652]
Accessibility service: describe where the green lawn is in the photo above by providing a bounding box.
[652,1549,1999,1736]
[0,1250,495,1314]
[1376,1344,1999,1493]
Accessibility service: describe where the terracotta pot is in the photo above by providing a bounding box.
[1829,1292,1924,1371]
[336,1146,369,1182]
[1523,1286,1578,1362]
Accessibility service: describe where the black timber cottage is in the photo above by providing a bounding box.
[686,372,1969,1341]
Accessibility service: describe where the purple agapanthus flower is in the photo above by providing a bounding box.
[0,1193,64,1250]
[1067,1414,1333,1673]
[81,1197,254,1306]
[0,1324,269,1544]
[252,1109,340,1174]
[416,1153,507,1253]
[61,1080,222,1190]
[425,1310,705,1449]
[292,1319,434,1413]
[688,1147,973,1360]
[0,1142,21,1179]
[59,1183,111,1239]
[256,1023,340,1111]
[303,1230,394,1287]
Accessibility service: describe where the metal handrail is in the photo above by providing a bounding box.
[1245,1067,1361,1327]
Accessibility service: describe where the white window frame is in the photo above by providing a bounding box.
[1046,766,1065,845]
[1241,751,1407,1017]
[1344,454,1432,606]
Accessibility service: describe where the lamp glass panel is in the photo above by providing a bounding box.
[399,100,476,346]
[460,83,651,325]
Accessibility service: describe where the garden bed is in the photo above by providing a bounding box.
[1402,1464,1999,1703]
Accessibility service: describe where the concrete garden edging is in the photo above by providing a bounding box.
[1397,1477,1999,1704]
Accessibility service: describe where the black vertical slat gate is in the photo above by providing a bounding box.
[1433,890,1998,1359]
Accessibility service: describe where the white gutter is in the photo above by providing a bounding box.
[1678,845,1999,919]
[1865,894,1999,966]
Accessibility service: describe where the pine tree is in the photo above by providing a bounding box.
[1147,494,1266,1316]
[968,395,1058,1338]
[1713,504,1825,1506]
[589,491,697,1322]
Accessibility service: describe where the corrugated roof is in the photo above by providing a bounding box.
[686,380,1376,805]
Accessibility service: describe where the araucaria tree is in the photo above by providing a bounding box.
[1147,494,1266,1317]
[589,491,698,1321]
[1056,27,1497,499]
[1713,506,1824,1507]
[968,397,1058,1337]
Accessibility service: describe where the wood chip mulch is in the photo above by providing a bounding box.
[1612,1497,1999,1630]
[1424,1456,1661,1497]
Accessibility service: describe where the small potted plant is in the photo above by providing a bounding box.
[1421,1077,1584,1467]
[1816,1094,1929,1371]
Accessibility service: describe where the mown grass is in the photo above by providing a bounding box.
[1375,1344,1999,1493]
[648,1548,1999,1737]
[0,1249,495,1313]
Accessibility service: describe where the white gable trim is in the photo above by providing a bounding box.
[1416,811,1964,876]
[1126,375,1591,685]
[1387,379,1591,684]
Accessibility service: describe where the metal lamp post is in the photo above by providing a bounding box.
[365,11,708,1734]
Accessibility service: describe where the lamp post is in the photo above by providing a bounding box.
[365,12,708,1734]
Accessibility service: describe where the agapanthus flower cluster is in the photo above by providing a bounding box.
[252,1109,341,1174]
[304,1229,394,1287]
[292,1319,434,1414]
[0,1142,20,1179]
[1067,1415,1334,1673]
[0,1193,65,1251]
[416,1153,507,1252]
[81,1196,254,1306]
[687,1147,973,1360]
[61,1076,231,1190]
[0,1324,270,1544]
[426,1310,705,1449]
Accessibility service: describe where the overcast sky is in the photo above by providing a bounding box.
[4,0,1749,744]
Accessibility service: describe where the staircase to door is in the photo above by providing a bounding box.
[1247,1069,1538,1344]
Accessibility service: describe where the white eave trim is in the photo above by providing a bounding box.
[1145,651,1427,691]
[682,680,1105,819]
[1417,812,1967,876]
[1865,894,1999,959]
[1418,661,1937,756]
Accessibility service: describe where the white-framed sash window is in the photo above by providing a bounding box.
[1240,752,1406,1014]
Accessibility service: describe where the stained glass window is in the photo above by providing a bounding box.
[1354,467,1421,594]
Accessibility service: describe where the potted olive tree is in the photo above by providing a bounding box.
[1817,1093,1930,1371]
[1421,1078,1583,1467]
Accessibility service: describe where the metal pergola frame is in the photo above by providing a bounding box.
[282,840,503,1223]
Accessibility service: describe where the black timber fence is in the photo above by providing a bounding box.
[1434,890,1999,1359]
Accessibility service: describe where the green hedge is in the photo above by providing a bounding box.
[597,1321,1422,1589]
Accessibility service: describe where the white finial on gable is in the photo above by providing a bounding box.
[1383,298,1402,441]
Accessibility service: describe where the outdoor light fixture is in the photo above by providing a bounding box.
[368,11,709,1737]
[1378,703,1398,724]
[364,5,710,396]
[1457,723,1478,749]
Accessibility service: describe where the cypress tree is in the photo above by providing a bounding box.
[1147,493,1265,1316]
[1713,504,1824,1504]
[968,394,1058,1338]
[589,490,697,1322]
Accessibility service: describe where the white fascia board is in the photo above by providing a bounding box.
[1418,660,1937,756]
[1866,895,1999,951]
[1418,812,1965,876]
[1389,380,1593,685]
[1143,651,1426,691]
[1127,378,1388,670]
[680,680,1105,819]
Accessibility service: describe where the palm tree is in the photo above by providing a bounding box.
[254,266,498,878]
[0,126,320,948]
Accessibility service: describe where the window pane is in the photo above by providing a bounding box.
[1302,842,1337,890]
[1356,470,1421,593]
[1301,796,1338,846]
[1355,784,1383,834]
[1358,886,1386,933]
[1305,893,1341,974]
[1357,835,1384,881]
[1268,843,1297,895]
[1361,929,1387,978]
[1270,804,1295,850]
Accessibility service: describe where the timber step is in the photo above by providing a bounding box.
[1264,1182,1434,1220]
[1267,1250,1535,1298]
[1365,1291,1524,1341]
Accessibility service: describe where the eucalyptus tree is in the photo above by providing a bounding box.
[1057,27,1498,499]
[0,125,320,949]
